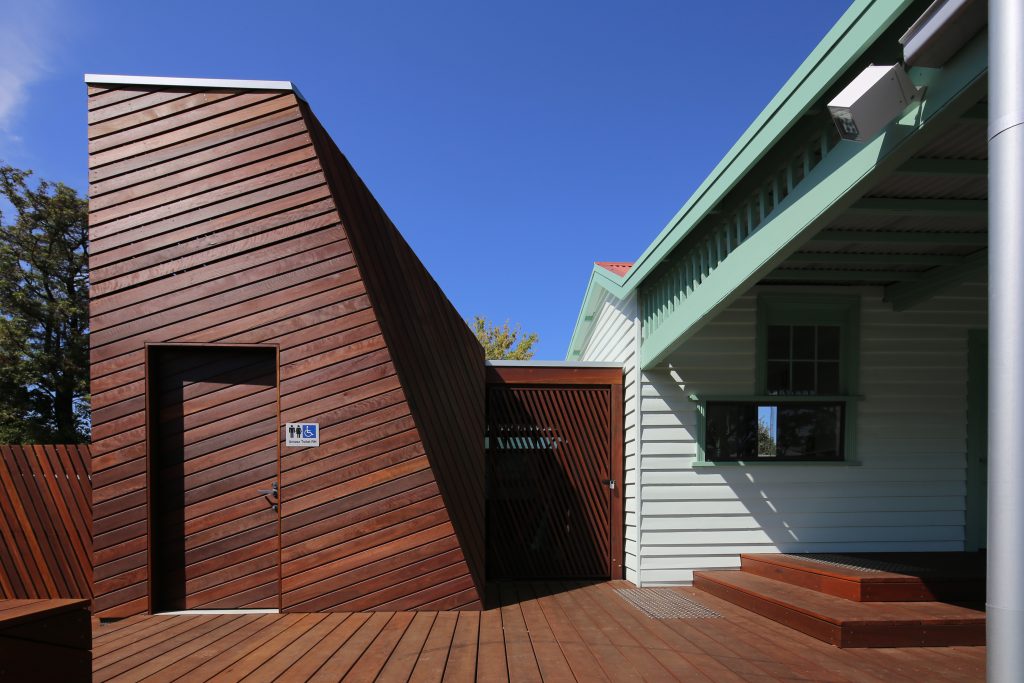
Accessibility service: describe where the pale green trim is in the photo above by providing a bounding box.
[639,31,987,369]
[884,249,987,311]
[754,294,861,397]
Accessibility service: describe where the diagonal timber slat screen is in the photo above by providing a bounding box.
[0,445,91,599]
[485,382,617,579]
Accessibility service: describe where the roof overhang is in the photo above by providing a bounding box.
[84,74,306,101]
[565,0,921,359]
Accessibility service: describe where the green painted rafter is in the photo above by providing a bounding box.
[884,249,987,311]
[814,230,987,245]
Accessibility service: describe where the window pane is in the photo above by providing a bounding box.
[792,361,815,392]
[792,326,815,359]
[757,405,778,458]
[818,361,840,394]
[705,403,756,461]
[775,404,842,460]
[766,361,790,393]
[706,401,845,462]
[818,325,841,360]
[766,325,790,359]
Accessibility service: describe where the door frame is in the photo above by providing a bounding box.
[484,364,625,579]
[144,342,282,613]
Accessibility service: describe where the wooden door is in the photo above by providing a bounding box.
[485,385,613,578]
[150,346,280,610]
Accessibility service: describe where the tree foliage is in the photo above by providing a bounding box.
[470,316,539,360]
[0,164,89,442]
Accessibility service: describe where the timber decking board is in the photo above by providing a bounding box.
[88,82,484,617]
[91,582,986,681]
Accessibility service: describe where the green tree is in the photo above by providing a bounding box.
[0,164,89,442]
[471,316,539,360]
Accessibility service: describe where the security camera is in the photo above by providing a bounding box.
[827,64,923,142]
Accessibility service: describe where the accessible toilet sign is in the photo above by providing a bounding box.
[285,422,319,447]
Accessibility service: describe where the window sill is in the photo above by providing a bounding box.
[692,459,862,468]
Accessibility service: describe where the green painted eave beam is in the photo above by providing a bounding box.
[640,31,988,369]
[603,0,918,295]
[813,230,987,245]
[788,252,965,266]
[848,198,987,215]
[896,158,987,176]
[766,269,924,282]
[884,249,988,311]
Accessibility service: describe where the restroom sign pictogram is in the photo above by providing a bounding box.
[285,422,319,447]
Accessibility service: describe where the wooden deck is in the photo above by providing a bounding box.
[92,581,986,682]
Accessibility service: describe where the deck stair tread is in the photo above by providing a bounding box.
[694,569,985,647]
[696,571,984,624]
[740,552,985,602]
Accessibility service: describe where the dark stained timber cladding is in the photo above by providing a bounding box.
[0,445,92,600]
[300,105,486,602]
[87,83,483,617]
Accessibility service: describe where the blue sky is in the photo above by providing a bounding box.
[0,0,850,358]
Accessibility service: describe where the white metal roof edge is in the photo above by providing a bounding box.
[83,74,306,101]
[486,360,622,368]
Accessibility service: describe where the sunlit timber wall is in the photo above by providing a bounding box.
[87,81,484,617]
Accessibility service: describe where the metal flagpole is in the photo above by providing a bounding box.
[988,0,1024,679]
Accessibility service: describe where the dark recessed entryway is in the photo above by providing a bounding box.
[149,345,279,611]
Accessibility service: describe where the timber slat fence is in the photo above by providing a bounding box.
[0,444,91,599]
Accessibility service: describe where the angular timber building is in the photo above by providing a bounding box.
[87,76,486,617]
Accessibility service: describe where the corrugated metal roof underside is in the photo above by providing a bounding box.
[763,97,987,288]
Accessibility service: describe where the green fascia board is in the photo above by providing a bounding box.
[565,265,632,359]
[565,0,914,356]
[640,31,988,369]
[606,0,916,293]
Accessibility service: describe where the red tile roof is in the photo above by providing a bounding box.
[595,262,633,277]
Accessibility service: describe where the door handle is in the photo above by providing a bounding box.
[258,482,278,512]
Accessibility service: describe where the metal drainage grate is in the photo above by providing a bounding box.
[615,588,721,619]
[792,553,935,575]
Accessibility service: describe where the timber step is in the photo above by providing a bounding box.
[694,570,985,648]
[740,552,986,602]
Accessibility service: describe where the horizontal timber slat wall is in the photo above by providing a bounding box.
[87,79,484,617]
[0,445,91,600]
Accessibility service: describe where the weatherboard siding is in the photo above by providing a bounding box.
[639,281,986,585]
[578,290,639,583]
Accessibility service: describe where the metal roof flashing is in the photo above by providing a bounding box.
[83,74,306,101]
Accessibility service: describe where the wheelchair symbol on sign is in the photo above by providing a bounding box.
[302,424,317,439]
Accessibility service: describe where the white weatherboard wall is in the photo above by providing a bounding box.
[578,290,640,584]
[640,280,987,585]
